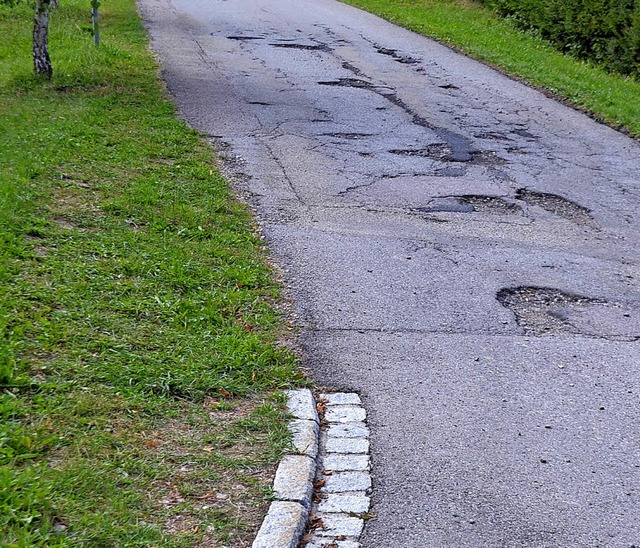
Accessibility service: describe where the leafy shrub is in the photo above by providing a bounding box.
[480,0,640,76]
[0,0,30,7]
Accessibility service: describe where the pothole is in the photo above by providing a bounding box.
[389,146,505,165]
[389,145,445,158]
[497,286,606,336]
[470,151,507,166]
[318,78,378,90]
[512,128,538,139]
[475,131,511,141]
[458,195,521,214]
[270,43,331,52]
[415,199,474,214]
[415,195,520,215]
[515,188,595,226]
[375,46,420,65]
[322,132,373,140]
[435,166,467,177]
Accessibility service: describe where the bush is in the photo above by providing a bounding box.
[480,0,640,76]
[0,0,30,6]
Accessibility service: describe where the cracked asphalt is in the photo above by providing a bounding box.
[138,0,640,544]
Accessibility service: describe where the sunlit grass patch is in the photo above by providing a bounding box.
[0,0,304,545]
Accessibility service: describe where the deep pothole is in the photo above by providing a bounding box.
[497,286,606,336]
[516,188,595,226]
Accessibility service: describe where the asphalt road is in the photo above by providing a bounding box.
[138,0,640,545]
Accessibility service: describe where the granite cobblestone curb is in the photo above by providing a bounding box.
[304,392,372,548]
[253,390,371,548]
[252,389,319,548]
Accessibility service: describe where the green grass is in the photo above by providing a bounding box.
[0,1,304,545]
[341,0,640,136]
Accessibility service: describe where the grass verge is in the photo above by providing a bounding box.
[341,0,640,136]
[0,1,303,546]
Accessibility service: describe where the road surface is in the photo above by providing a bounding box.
[138,0,640,545]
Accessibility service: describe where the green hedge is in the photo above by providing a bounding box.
[480,0,640,77]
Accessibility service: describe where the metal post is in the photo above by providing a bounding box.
[91,0,100,46]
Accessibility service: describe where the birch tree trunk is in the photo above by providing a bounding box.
[33,0,52,79]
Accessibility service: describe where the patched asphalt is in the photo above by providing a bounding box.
[138,0,640,544]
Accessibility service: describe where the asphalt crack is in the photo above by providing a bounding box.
[374,44,420,65]
[227,35,264,41]
[317,77,478,161]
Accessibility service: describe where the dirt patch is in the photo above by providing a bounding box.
[51,185,101,211]
[52,216,80,230]
[61,174,95,188]
[49,184,103,232]
[142,397,281,547]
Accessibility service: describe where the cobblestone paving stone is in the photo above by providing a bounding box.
[253,389,319,548]
[303,392,372,548]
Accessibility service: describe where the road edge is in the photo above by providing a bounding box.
[252,389,320,548]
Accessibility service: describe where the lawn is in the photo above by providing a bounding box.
[341,0,640,136]
[0,1,303,545]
